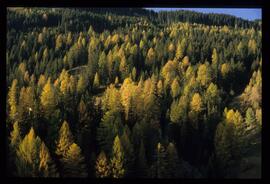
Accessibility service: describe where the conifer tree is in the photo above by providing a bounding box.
[77,74,88,94]
[197,63,212,87]
[9,121,22,176]
[181,56,190,70]
[16,127,42,177]
[111,135,125,178]
[56,121,74,157]
[40,78,58,117]
[55,34,63,51]
[146,47,156,67]
[205,83,220,115]
[175,41,184,61]
[211,48,219,81]
[171,78,180,98]
[39,142,59,177]
[93,72,100,89]
[190,93,203,113]
[97,111,123,155]
[245,108,256,128]
[61,143,88,177]
[8,79,18,121]
[10,121,21,151]
[212,48,218,65]
[95,151,111,178]
[17,86,37,134]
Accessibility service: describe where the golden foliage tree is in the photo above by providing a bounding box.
[190,93,203,113]
[146,47,156,67]
[111,135,125,178]
[39,142,59,177]
[197,63,212,87]
[56,121,74,157]
[171,78,180,98]
[96,151,111,178]
[8,79,18,121]
[61,143,88,177]
[40,78,58,117]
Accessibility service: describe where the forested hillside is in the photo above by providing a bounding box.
[6,8,261,178]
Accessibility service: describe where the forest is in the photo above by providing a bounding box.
[6,7,261,178]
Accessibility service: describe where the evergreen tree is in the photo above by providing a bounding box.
[8,79,18,121]
[61,143,88,177]
[211,48,219,81]
[190,93,203,113]
[77,73,88,94]
[175,41,184,61]
[97,111,123,155]
[171,78,180,98]
[15,127,41,177]
[111,135,125,178]
[56,121,74,157]
[95,151,111,178]
[205,83,220,116]
[245,107,256,128]
[146,47,156,67]
[39,142,59,177]
[10,121,21,151]
[40,78,58,117]
[9,121,22,176]
[197,63,212,87]
[93,72,100,89]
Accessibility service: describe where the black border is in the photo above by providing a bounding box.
[1,0,268,184]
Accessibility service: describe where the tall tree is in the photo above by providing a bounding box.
[111,135,125,178]
[97,111,123,155]
[15,127,41,177]
[95,151,111,178]
[197,63,212,87]
[245,108,256,128]
[40,78,58,117]
[10,121,21,151]
[171,78,180,98]
[39,142,59,177]
[56,121,74,158]
[8,79,18,121]
[9,121,22,176]
[61,143,88,177]
[146,47,156,67]
[190,93,203,113]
